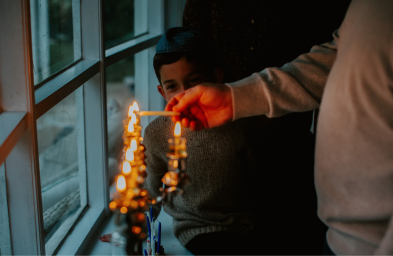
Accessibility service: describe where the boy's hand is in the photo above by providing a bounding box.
[165,83,233,131]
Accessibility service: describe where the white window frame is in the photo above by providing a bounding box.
[0,0,166,255]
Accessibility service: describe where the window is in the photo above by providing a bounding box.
[0,164,11,256]
[104,0,148,49]
[30,0,82,85]
[0,0,173,254]
[37,88,87,254]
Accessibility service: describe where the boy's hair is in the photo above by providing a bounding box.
[153,50,221,84]
[153,27,221,84]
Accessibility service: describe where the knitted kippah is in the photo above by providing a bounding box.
[156,27,208,54]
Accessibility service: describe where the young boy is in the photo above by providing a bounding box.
[144,27,320,255]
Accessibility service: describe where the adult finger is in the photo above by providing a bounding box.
[189,120,204,131]
[171,115,181,123]
[172,86,202,112]
[189,104,208,128]
[165,92,184,111]
[181,117,190,128]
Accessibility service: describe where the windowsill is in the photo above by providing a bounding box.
[84,207,193,256]
[55,206,108,256]
[0,111,27,165]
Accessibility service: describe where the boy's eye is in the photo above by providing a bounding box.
[190,78,201,84]
[166,84,177,90]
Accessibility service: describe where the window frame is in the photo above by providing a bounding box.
[0,0,165,255]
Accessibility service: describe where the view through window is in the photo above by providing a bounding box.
[106,56,136,186]
[104,0,148,49]
[0,164,11,256]
[30,0,81,85]
[36,87,86,253]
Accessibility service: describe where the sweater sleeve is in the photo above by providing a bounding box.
[143,124,169,217]
[374,214,393,254]
[227,30,339,119]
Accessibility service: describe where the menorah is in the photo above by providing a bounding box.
[108,101,189,255]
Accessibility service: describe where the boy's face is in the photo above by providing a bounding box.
[157,56,222,101]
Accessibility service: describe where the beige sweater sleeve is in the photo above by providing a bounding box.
[227,30,339,119]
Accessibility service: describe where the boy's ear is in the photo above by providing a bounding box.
[213,67,224,83]
[157,85,167,101]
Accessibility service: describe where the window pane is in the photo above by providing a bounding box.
[30,0,82,85]
[36,88,86,252]
[0,164,11,256]
[104,0,148,49]
[106,49,150,188]
[106,56,135,183]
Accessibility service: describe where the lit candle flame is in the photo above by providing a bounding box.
[131,139,137,151]
[128,105,134,117]
[127,120,134,132]
[131,113,137,125]
[174,121,181,137]
[132,101,139,112]
[128,101,139,117]
[116,175,126,192]
[126,148,134,161]
[122,161,131,174]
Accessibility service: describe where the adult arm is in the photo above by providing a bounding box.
[167,30,340,129]
[230,30,339,119]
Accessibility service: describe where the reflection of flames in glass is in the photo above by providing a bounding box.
[167,186,177,193]
[162,171,178,186]
[131,139,137,151]
[126,148,134,161]
[122,161,131,174]
[116,175,126,192]
[174,121,181,137]
[128,120,134,132]
[132,226,141,234]
[131,113,137,125]
[109,201,117,210]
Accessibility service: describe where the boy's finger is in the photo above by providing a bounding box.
[172,87,202,112]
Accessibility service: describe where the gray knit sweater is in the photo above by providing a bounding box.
[144,116,259,246]
[144,114,316,247]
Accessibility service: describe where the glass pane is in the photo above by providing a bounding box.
[0,164,11,256]
[106,56,135,183]
[106,49,150,193]
[30,0,82,85]
[36,88,86,250]
[104,0,148,49]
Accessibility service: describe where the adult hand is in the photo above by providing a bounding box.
[165,83,233,131]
